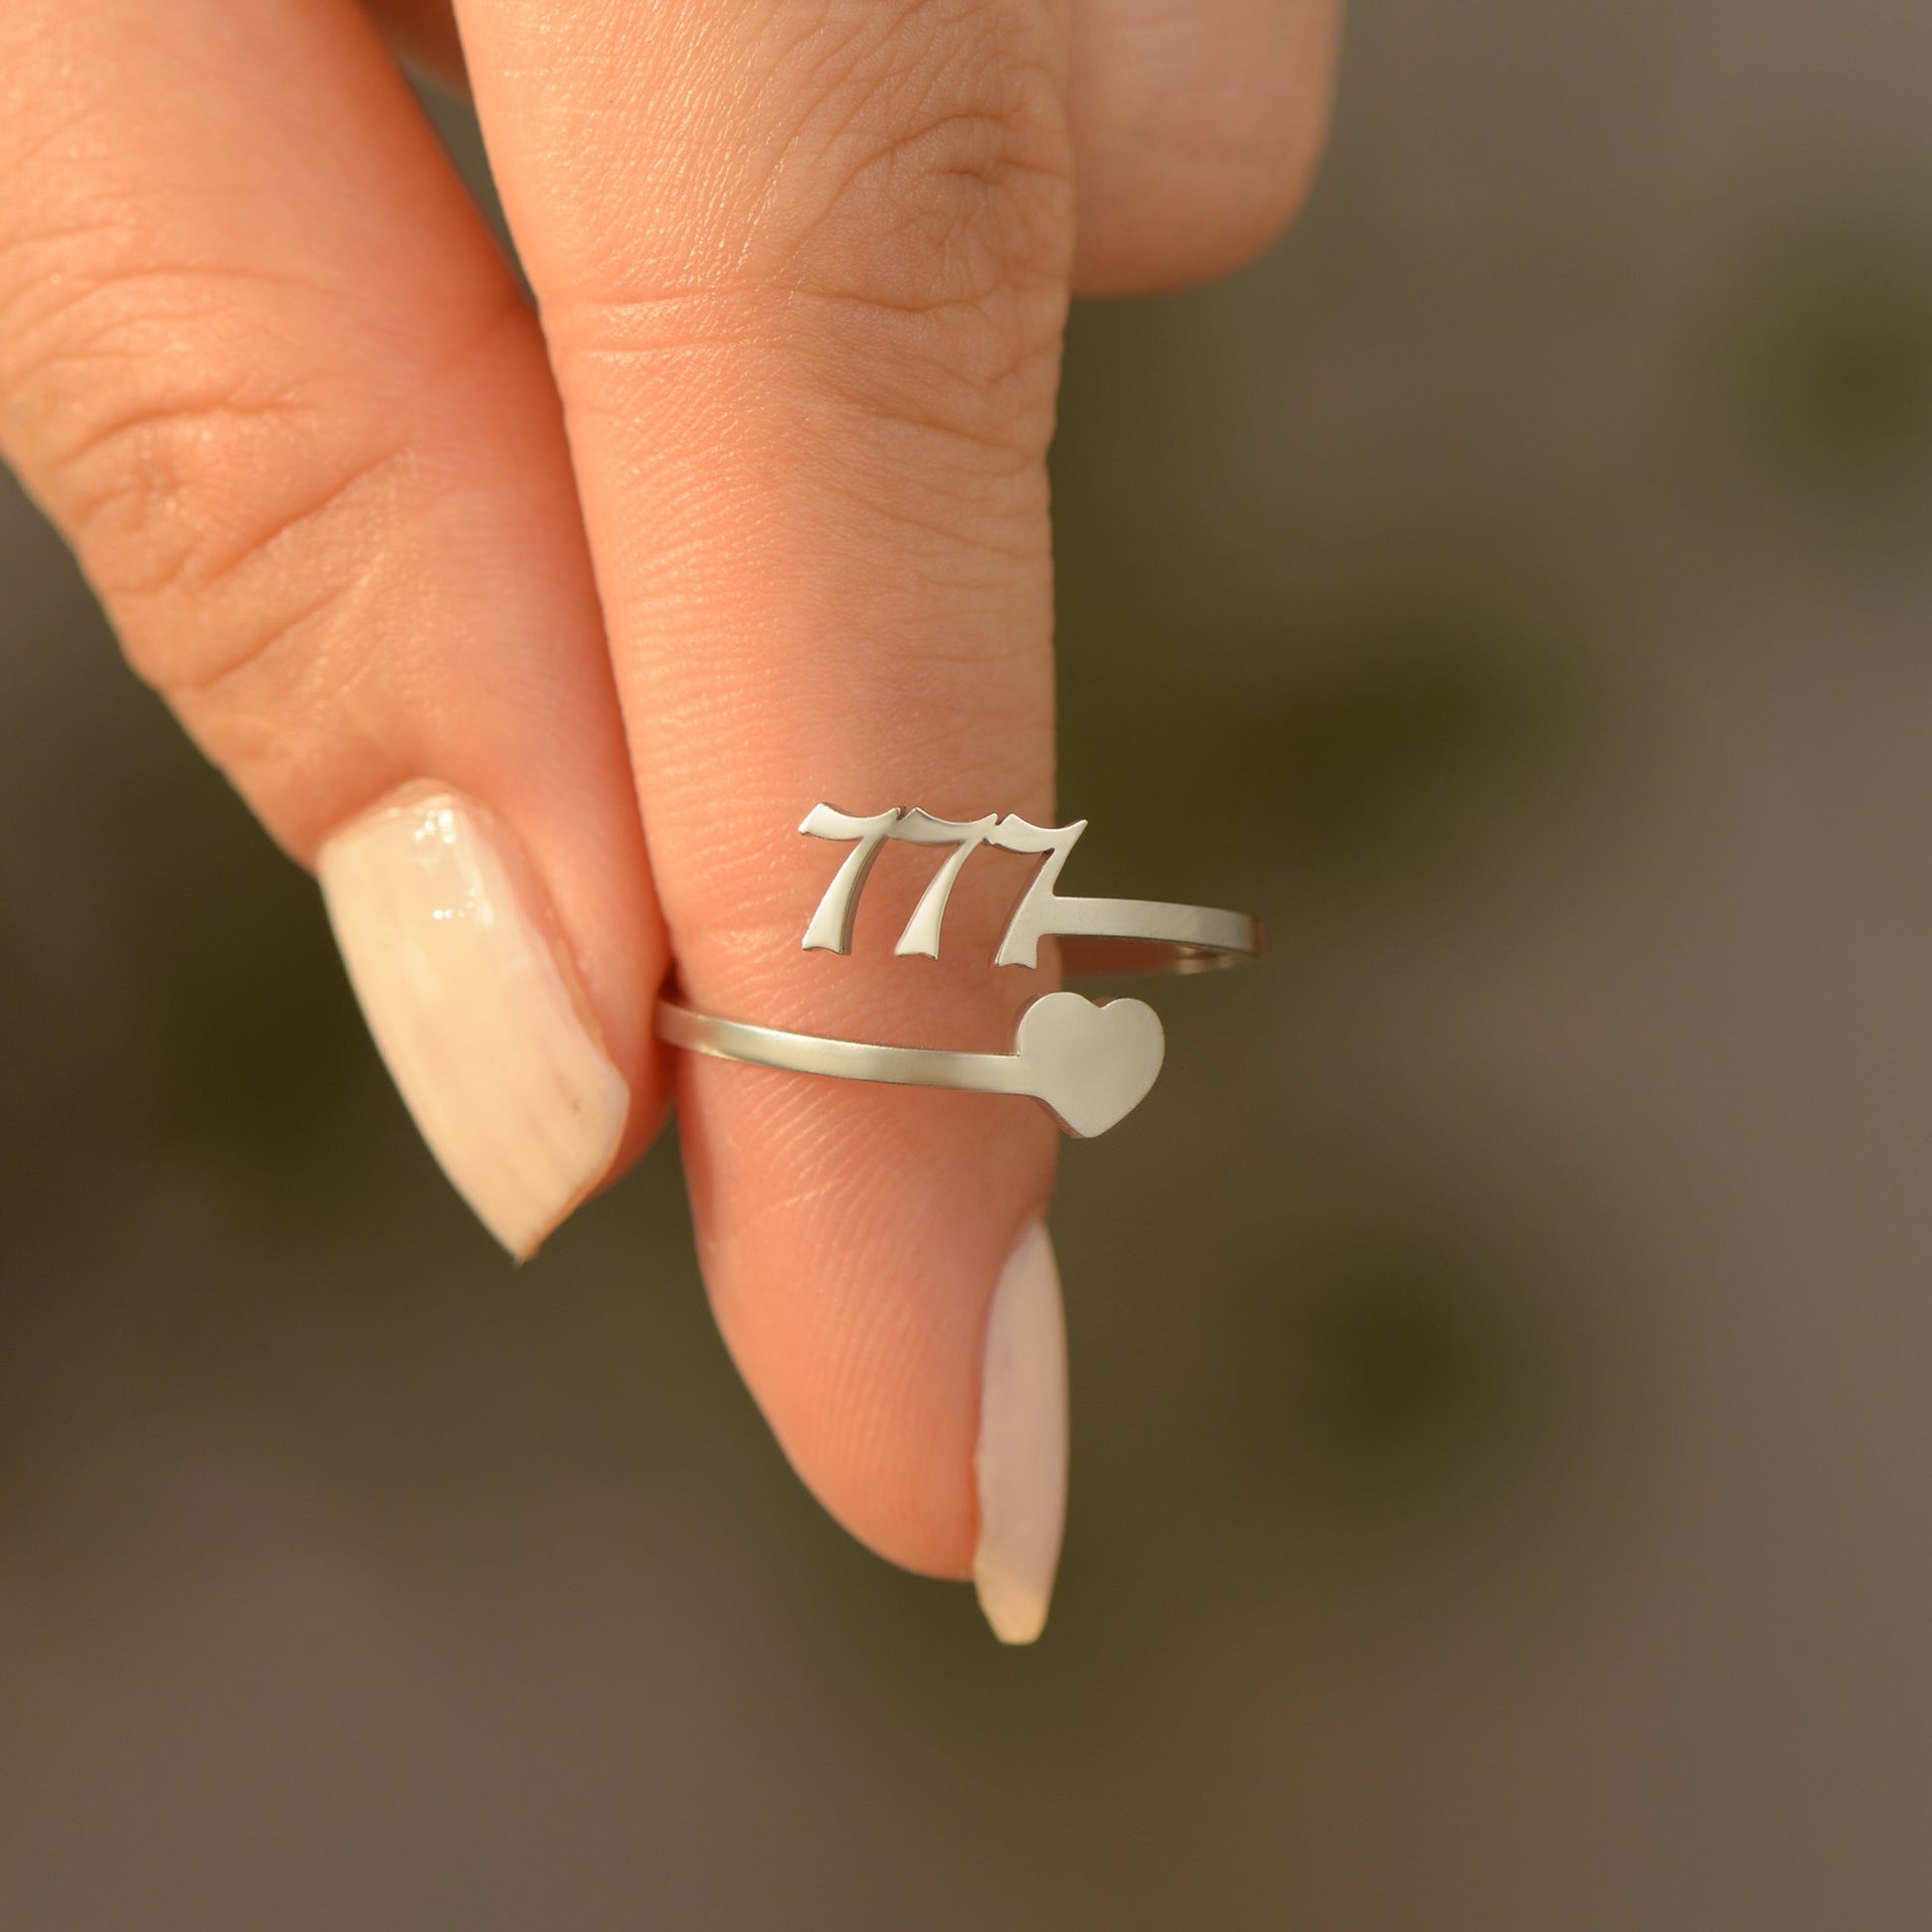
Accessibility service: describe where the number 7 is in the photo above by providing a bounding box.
[989,815,1088,968]
[892,810,1001,957]
[799,804,902,953]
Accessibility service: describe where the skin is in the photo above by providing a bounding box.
[0,0,1337,1584]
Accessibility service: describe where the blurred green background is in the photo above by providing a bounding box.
[4,3,1932,1925]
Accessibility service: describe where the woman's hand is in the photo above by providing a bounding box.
[0,0,1335,1638]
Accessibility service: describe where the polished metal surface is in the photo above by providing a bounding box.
[799,804,1261,973]
[657,990,1167,1139]
[656,801,1257,1133]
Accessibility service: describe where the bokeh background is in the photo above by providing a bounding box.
[5,1,1932,1924]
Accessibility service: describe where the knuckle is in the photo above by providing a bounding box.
[2,260,408,697]
[767,2,1075,436]
[551,0,1075,456]
[788,20,1071,305]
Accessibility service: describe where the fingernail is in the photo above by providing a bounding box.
[318,786,628,1259]
[973,1221,1068,1644]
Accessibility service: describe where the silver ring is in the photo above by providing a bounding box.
[795,803,1261,974]
[658,991,1166,1140]
[654,801,1259,1137]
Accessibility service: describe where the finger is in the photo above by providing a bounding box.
[1068,0,1341,293]
[366,0,1339,290]
[453,0,1075,1635]
[0,0,668,1252]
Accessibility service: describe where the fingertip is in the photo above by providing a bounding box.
[677,1048,1061,1591]
[1069,0,1339,297]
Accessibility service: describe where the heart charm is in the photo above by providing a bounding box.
[1015,991,1167,1138]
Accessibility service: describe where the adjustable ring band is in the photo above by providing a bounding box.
[654,800,1259,1136]
[658,1000,1028,1100]
[657,990,1168,1139]
[1052,901,1260,978]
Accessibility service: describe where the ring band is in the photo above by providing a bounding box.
[658,990,1169,1139]
[1051,902,1260,978]
[654,800,1259,1136]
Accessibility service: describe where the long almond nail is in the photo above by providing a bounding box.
[318,786,628,1258]
[973,1222,1068,1644]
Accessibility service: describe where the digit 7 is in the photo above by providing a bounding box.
[989,815,1088,968]
[892,810,1001,958]
[798,804,902,953]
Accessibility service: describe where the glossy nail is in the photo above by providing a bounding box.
[973,1221,1068,1644]
[319,786,627,1258]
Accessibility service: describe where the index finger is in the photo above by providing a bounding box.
[454,0,1075,1638]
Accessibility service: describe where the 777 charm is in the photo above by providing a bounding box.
[653,802,1261,1137]
[798,803,1259,973]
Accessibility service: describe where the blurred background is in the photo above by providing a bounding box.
[4,0,1932,1924]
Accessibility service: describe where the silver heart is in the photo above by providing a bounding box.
[1015,991,1166,1138]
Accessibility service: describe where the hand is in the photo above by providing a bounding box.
[0,0,1335,1639]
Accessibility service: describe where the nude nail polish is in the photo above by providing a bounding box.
[973,1221,1068,1644]
[319,786,627,1258]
